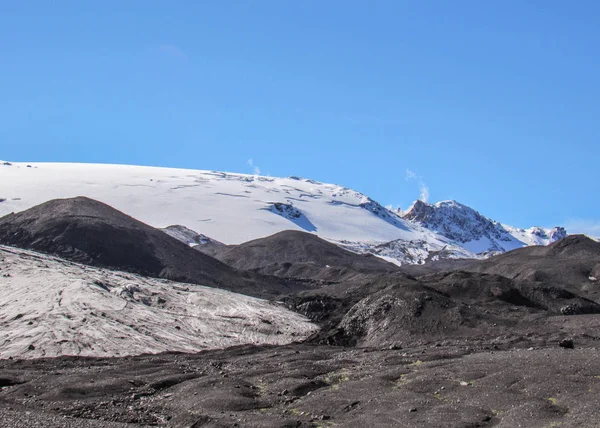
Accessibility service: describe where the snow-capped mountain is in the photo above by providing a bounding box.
[400,200,566,254]
[502,224,568,247]
[0,161,452,245]
[0,161,566,265]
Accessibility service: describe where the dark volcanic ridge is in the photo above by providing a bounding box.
[286,235,600,348]
[203,229,400,282]
[468,234,600,297]
[0,197,315,298]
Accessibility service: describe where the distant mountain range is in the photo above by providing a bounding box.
[0,161,570,265]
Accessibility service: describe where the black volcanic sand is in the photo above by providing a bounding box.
[2,321,600,428]
[201,230,400,282]
[0,197,319,298]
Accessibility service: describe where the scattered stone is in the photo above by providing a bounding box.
[559,338,574,349]
[560,304,590,315]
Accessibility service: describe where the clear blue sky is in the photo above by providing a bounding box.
[1,1,599,235]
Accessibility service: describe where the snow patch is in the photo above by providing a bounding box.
[162,225,225,247]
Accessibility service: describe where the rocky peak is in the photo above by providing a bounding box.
[401,199,435,222]
[550,227,568,241]
[401,200,512,246]
[400,199,569,255]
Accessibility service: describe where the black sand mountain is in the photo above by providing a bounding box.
[287,236,600,347]
[0,197,309,297]
[203,229,400,281]
[291,273,598,347]
[467,235,600,297]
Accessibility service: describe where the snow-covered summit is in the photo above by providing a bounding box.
[401,199,566,254]
[0,161,568,264]
[0,161,441,246]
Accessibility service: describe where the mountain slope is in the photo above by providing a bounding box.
[207,230,399,281]
[0,162,435,245]
[467,234,600,298]
[0,197,308,297]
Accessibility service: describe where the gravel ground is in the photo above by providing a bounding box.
[2,328,600,428]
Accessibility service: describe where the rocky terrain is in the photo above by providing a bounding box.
[286,237,600,349]
[1,196,599,427]
[3,337,600,427]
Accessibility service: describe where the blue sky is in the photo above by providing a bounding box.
[1,1,599,235]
